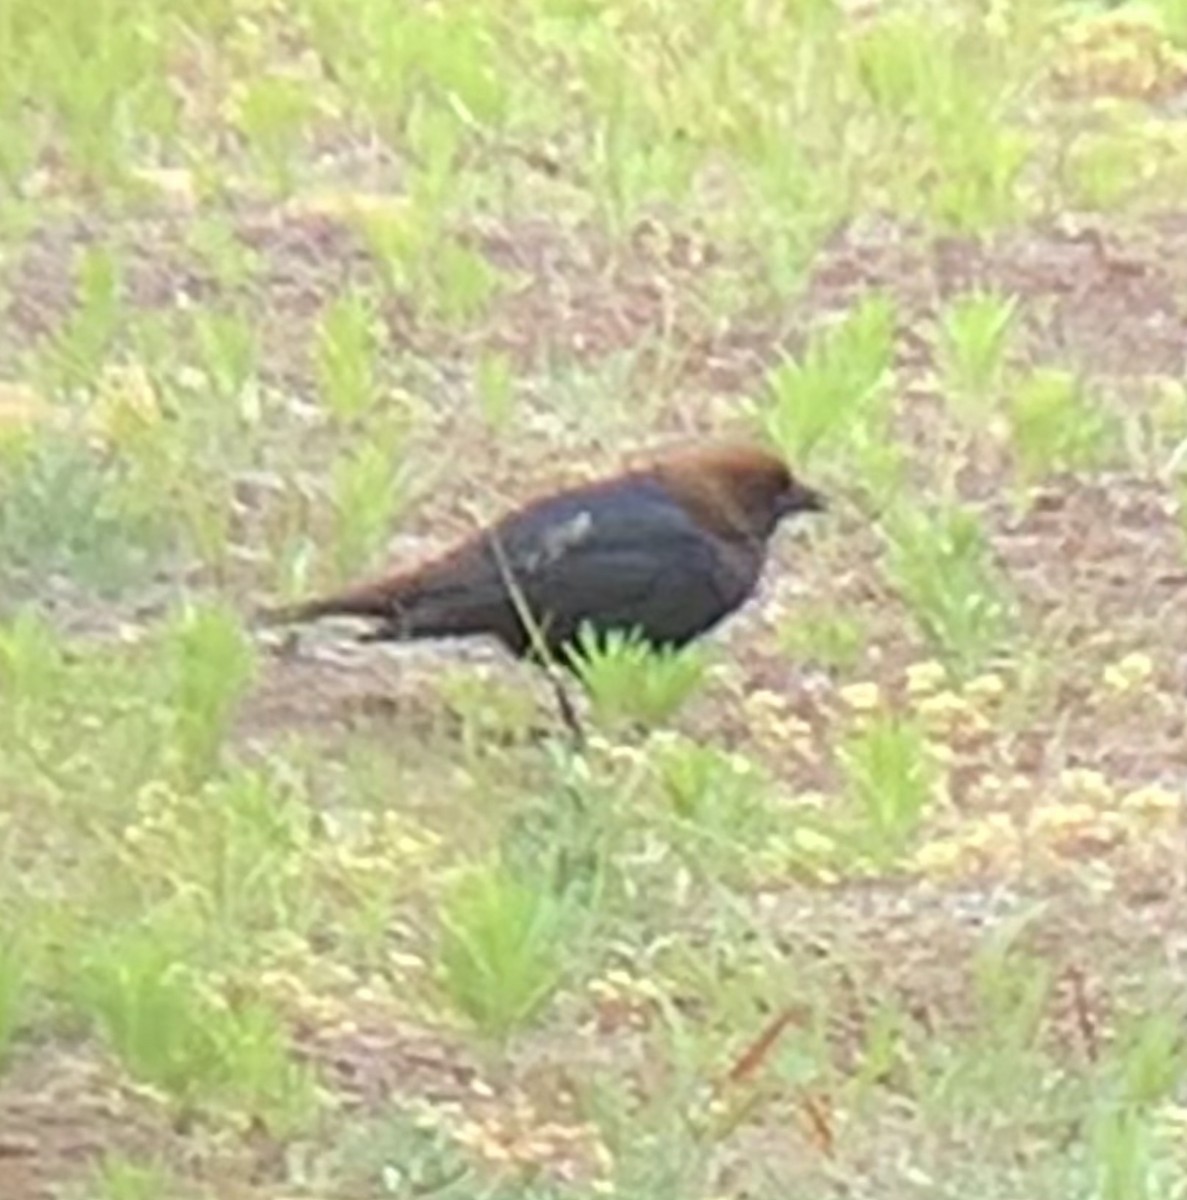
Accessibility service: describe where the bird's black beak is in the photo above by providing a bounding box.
[779,480,826,516]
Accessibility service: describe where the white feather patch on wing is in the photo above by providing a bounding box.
[525,511,595,571]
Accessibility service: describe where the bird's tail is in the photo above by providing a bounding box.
[255,576,399,629]
[257,547,509,646]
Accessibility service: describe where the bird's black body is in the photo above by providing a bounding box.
[369,476,759,660]
[262,443,824,667]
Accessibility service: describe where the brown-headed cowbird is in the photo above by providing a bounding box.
[262,442,824,666]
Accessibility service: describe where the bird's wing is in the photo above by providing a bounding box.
[498,487,749,648]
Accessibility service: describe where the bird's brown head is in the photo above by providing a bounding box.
[651,442,825,543]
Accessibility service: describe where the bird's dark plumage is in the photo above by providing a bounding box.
[262,443,824,665]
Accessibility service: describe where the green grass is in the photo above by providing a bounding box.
[568,627,711,731]
[2,0,1187,1195]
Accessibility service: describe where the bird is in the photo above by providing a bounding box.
[260,442,825,669]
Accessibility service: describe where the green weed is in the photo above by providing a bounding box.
[938,289,1019,423]
[38,245,124,391]
[0,927,32,1067]
[1009,366,1117,481]
[78,908,317,1129]
[838,712,937,862]
[900,912,1063,1143]
[165,602,256,784]
[4,0,176,185]
[329,438,410,580]
[320,1104,477,1199]
[438,859,567,1038]
[760,294,897,467]
[568,627,709,731]
[233,74,318,194]
[779,605,866,671]
[125,766,315,939]
[191,307,260,403]
[854,12,1031,229]
[883,502,1017,675]
[475,349,518,433]
[81,1155,182,1200]
[315,288,382,424]
[0,433,169,596]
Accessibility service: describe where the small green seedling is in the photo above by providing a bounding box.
[330,440,409,580]
[192,308,260,403]
[437,860,566,1038]
[1009,367,1116,481]
[166,602,256,784]
[883,502,1016,675]
[86,1154,177,1200]
[839,712,936,862]
[938,289,1018,423]
[0,434,167,596]
[779,606,867,671]
[81,932,317,1131]
[41,245,124,392]
[761,293,897,464]
[568,626,709,731]
[0,927,31,1067]
[475,349,517,433]
[233,75,317,193]
[316,288,381,423]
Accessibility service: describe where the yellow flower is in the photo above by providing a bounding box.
[131,166,197,209]
[913,838,966,877]
[0,381,52,436]
[1120,784,1180,821]
[792,827,838,856]
[1103,652,1154,693]
[963,813,1017,852]
[917,690,989,736]
[905,660,947,698]
[964,673,1006,704]
[1059,768,1114,805]
[1029,802,1100,837]
[92,363,161,448]
[838,681,881,712]
[1156,1104,1187,1136]
[792,790,828,810]
[745,688,786,715]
